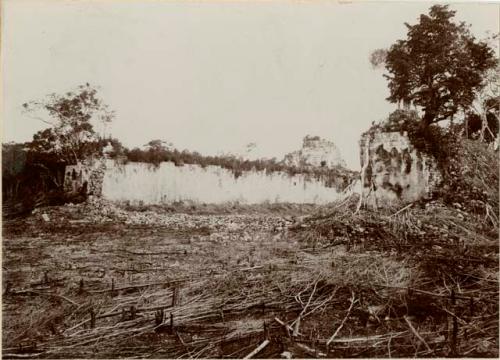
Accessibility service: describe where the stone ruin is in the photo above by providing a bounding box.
[283,135,346,168]
[359,131,442,207]
[63,160,106,197]
[62,131,443,207]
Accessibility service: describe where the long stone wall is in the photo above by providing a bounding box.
[64,159,354,205]
[98,161,349,205]
[359,131,442,206]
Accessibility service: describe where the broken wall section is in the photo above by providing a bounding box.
[359,131,442,207]
[63,159,106,196]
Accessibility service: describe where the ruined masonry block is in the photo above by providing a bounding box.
[63,160,106,196]
[359,131,442,207]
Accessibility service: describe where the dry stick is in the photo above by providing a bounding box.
[175,331,194,358]
[10,290,80,307]
[65,316,145,342]
[282,290,337,338]
[121,249,186,256]
[66,303,175,331]
[376,284,481,302]
[296,342,327,357]
[387,335,392,358]
[450,288,458,356]
[292,279,319,328]
[389,203,413,218]
[333,193,354,211]
[404,316,431,352]
[325,331,407,344]
[326,291,357,347]
[226,342,261,358]
[300,280,318,315]
[56,324,153,350]
[172,287,179,306]
[293,317,301,337]
[192,342,215,359]
[274,317,300,336]
[88,278,190,294]
[301,287,338,319]
[1,354,44,359]
[243,339,270,359]
[440,307,467,325]
[294,282,313,307]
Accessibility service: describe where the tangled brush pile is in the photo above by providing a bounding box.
[291,137,499,357]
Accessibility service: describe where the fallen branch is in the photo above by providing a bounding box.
[296,342,326,357]
[301,287,338,320]
[274,317,300,336]
[376,284,483,302]
[389,203,413,217]
[66,303,176,331]
[88,278,189,294]
[320,331,408,344]
[122,249,187,256]
[326,291,357,346]
[439,307,468,325]
[293,316,301,337]
[2,353,45,359]
[404,316,431,352]
[243,339,270,359]
[298,279,318,317]
[291,279,319,333]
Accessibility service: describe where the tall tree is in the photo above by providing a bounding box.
[381,5,496,128]
[466,60,499,142]
[23,83,114,164]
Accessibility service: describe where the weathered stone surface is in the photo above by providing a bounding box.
[64,159,353,205]
[359,131,442,206]
[63,159,106,196]
[283,135,346,168]
[100,160,348,205]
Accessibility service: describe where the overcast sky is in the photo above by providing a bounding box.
[2,1,498,169]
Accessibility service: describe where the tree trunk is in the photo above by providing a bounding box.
[355,137,371,213]
[421,111,434,130]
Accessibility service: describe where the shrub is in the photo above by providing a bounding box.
[122,143,358,192]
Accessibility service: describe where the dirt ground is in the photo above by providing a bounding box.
[2,199,498,358]
[2,202,330,358]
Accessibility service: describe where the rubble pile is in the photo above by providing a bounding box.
[33,196,298,233]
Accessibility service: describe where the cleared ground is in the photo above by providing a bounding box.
[2,198,498,358]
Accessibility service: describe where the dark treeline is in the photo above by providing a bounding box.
[121,140,356,184]
[2,137,122,213]
[102,139,359,194]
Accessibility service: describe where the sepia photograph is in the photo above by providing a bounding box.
[1,0,499,358]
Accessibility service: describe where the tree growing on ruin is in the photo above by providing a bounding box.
[465,46,499,142]
[373,5,496,129]
[23,83,115,165]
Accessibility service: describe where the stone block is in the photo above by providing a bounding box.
[359,131,442,207]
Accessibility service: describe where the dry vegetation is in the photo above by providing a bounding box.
[2,139,498,359]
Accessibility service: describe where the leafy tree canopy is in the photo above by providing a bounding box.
[23,83,114,164]
[381,5,496,128]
